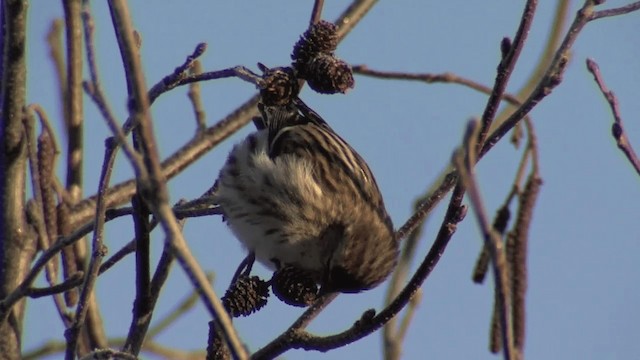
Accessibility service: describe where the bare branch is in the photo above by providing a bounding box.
[107,1,245,358]
[352,66,525,107]
[23,200,72,325]
[27,272,84,299]
[476,0,538,150]
[453,120,515,360]
[251,293,339,359]
[62,0,84,204]
[123,217,184,355]
[386,289,422,360]
[589,1,640,20]
[147,42,208,105]
[81,6,143,171]
[334,0,378,40]
[480,0,603,158]
[147,272,212,339]
[121,195,152,356]
[586,58,640,177]
[187,60,207,133]
[0,0,37,357]
[310,0,325,24]
[46,19,66,114]
[64,138,117,359]
[395,171,458,241]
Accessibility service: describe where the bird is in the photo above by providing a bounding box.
[214,98,398,294]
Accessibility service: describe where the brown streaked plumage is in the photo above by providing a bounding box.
[215,99,398,293]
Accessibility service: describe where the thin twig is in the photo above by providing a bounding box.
[352,65,537,154]
[383,197,428,359]
[46,18,67,115]
[0,228,83,321]
[453,120,515,360]
[251,293,338,359]
[394,170,458,241]
[98,202,222,220]
[472,117,536,285]
[589,1,640,20]
[24,339,205,360]
[395,289,422,343]
[62,0,84,204]
[80,349,137,360]
[57,202,81,308]
[150,65,264,105]
[0,198,215,319]
[586,58,640,176]
[480,0,604,158]
[310,0,325,24]
[352,66,525,108]
[81,5,140,167]
[147,272,213,339]
[122,217,185,355]
[334,0,378,40]
[228,253,255,288]
[0,200,139,322]
[60,8,94,338]
[162,203,246,358]
[476,0,538,150]
[28,104,61,154]
[27,272,84,299]
[64,138,117,359]
[174,206,222,219]
[146,42,208,105]
[121,195,153,356]
[493,0,570,139]
[23,201,71,324]
[99,240,136,276]
[187,60,207,133]
[107,1,246,358]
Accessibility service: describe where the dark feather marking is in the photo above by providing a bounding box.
[256,209,288,222]
[227,167,240,178]
[248,134,258,152]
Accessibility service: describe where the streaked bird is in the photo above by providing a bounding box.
[215,99,398,293]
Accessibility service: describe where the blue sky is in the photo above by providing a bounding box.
[23,1,640,359]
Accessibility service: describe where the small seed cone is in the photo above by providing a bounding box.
[291,20,338,76]
[222,276,269,317]
[271,266,318,307]
[305,53,354,94]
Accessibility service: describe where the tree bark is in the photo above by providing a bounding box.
[0,1,37,358]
